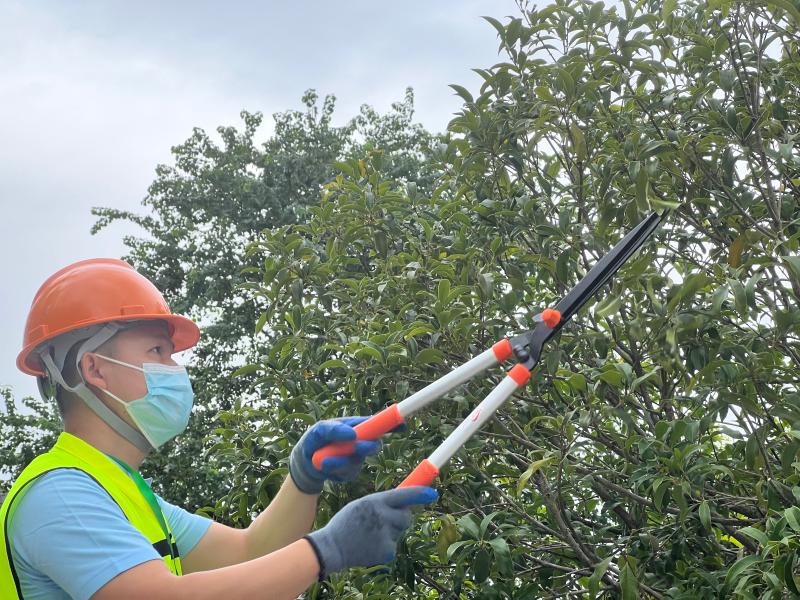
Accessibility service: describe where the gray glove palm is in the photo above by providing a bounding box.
[305,486,438,578]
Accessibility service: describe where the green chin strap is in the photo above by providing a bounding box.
[38,322,152,453]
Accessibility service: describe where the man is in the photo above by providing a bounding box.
[1,258,436,599]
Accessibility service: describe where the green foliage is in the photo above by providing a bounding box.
[0,388,60,496]
[88,89,437,514]
[220,0,800,596]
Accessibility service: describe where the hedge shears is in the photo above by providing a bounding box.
[313,211,666,488]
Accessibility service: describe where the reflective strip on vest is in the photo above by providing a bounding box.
[1,432,182,598]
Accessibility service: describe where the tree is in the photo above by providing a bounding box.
[88,89,438,512]
[217,0,800,597]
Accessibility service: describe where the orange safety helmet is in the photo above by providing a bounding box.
[17,258,201,376]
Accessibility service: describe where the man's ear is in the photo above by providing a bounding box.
[79,353,109,391]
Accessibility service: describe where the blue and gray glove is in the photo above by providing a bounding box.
[304,486,438,578]
[289,417,381,495]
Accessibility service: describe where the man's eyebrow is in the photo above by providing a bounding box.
[146,332,175,351]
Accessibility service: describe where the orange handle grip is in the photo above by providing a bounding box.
[398,458,440,488]
[311,404,405,470]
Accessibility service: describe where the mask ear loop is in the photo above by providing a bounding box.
[94,354,145,372]
[92,353,192,451]
[39,324,152,453]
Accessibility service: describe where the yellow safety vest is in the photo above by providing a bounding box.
[0,432,182,598]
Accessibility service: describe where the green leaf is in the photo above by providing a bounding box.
[478,272,494,297]
[449,84,474,104]
[404,324,435,339]
[785,506,800,532]
[482,15,506,39]
[783,256,800,284]
[653,478,671,511]
[436,516,460,562]
[745,434,759,469]
[317,359,347,371]
[745,271,762,305]
[765,0,800,24]
[720,68,736,91]
[589,1,604,22]
[489,537,513,576]
[474,547,492,583]
[783,554,800,594]
[570,122,587,162]
[595,294,622,318]
[545,348,561,374]
[373,229,388,257]
[254,311,268,335]
[662,0,678,22]
[620,557,638,600]
[667,273,710,311]
[640,139,673,160]
[556,250,571,283]
[479,511,500,537]
[231,364,259,378]
[738,526,768,546]
[635,167,650,211]
[711,285,729,313]
[650,196,682,210]
[730,279,748,318]
[438,279,451,305]
[415,348,444,365]
[632,368,661,390]
[598,369,624,388]
[699,500,711,530]
[457,514,481,540]
[517,456,555,496]
[725,554,760,588]
[568,372,587,392]
[555,68,576,98]
[672,484,689,517]
[446,540,473,561]
[589,557,613,597]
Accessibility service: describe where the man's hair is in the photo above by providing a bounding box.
[53,336,117,420]
[53,341,82,418]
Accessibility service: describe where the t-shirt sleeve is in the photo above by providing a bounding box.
[8,469,163,600]
[155,494,213,557]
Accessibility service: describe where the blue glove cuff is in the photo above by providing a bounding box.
[306,526,345,576]
[303,534,328,581]
[289,439,324,495]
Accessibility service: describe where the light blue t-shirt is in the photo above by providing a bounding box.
[7,468,213,599]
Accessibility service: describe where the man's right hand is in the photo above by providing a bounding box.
[93,487,437,599]
[304,486,438,578]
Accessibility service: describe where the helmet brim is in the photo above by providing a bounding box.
[18,313,201,376]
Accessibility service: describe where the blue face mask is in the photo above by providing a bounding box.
[96,354,194,449]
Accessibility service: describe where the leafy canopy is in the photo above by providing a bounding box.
[225,0,800,597]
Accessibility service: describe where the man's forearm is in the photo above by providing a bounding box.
[244,475,319,559]
[101,539,320,600]
[176,539,319,600]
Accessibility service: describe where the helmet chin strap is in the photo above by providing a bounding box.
[39,325,152,453]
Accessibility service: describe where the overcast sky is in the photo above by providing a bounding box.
[0,0,520,400]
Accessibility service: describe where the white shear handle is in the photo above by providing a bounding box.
[398,364,531,488]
